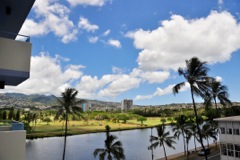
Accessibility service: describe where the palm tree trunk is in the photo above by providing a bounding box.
[207,138,209,148]
[182,129,186,155]
[62,114,68,160]
[190,86,207,160]
[214,97,219,116]
[194,136,197,152]
[151,127,154,160]
[162,143,168,160]
[186,142,189,160]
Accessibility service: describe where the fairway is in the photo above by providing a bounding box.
[27,117,172,138]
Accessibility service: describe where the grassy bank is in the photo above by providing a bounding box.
[26,117,172,139]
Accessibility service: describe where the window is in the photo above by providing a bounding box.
[220,127,225,134]
[233,129,240,135]
[221,143,227,155]
[227,128,232,134]
[235,144,240,158]
[227,143,234,157]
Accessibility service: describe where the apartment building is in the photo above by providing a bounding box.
[214,116,240,160]
[0,0,35,159]
[121,99,133,111]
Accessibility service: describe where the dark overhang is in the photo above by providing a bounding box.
[0,0,35,39]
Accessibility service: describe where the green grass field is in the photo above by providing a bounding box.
[27,117,174,138]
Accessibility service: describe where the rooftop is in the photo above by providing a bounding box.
[214,116,240,122]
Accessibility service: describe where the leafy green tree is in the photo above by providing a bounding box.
[2,110,7,120]
[118,114,129,123]
[137,116,147,126]
[24,111,32,124]
[32,113,39,131]
[16,109,21,121]
[160,118,166,124]
[0,110,2,120]
[8,107,15,120]
[93,125,125,160]
[149,125,176,160]
[55,88,84,160]
[43,117,52,125]
[173,57,213,159]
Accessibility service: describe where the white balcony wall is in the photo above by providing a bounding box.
[0,37,31,72]
[0,130,26,160]
[0,37,32,86]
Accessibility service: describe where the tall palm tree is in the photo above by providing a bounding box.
[189,123,198,152]
[173,57,213,159]
[149,124,176,160]
[209,80,231,114]
[55,88,84,160]
[184,127,193,160]
[93,125,125,160]
[172,115,187,155]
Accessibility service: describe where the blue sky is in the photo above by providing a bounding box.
[3,0,240,105]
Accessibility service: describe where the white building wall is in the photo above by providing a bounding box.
[0,130,26,160]
[218,120,240,160]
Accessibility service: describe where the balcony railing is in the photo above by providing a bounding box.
[0,31,30,42]
[0,120,24,131]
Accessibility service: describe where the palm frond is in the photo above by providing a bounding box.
[172,82,186,95]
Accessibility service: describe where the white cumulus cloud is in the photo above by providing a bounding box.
[78,16,99,32]
[127,11,240,71]
[20,0,78,43]
[108,39,121,48]
[67,0,109,7]
[98,75,141,98]
[5,53,84,95]
[88,36,99,43]
[131,68,170,84]
[103,29,111,36]
[135,83,190,100]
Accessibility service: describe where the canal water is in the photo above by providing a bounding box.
[26,126,213,160]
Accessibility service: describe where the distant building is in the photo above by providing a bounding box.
[214,116,240,160]
[81,102,92,112]
[121,99,133,111]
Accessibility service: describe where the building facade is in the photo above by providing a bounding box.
[214,116,240,160]
[81,102,92,112]
[0,0,35,159]
[121,99,133,111]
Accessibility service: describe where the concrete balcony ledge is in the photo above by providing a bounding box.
[0,129,26,160]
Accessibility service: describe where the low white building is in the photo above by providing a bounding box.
[214,116,240,160]
[121,99,133,111]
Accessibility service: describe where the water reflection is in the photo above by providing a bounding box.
[26,126,213,160]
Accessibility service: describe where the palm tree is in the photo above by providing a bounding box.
[55,88,84,160]
[209,80,231,114]
[184,127,193,160]
[172,115,187,155]
[149,124,176,160]
[93,125,125,160]
[202,123,218,148]
[189,123,198,152]
[173,57,213,159]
